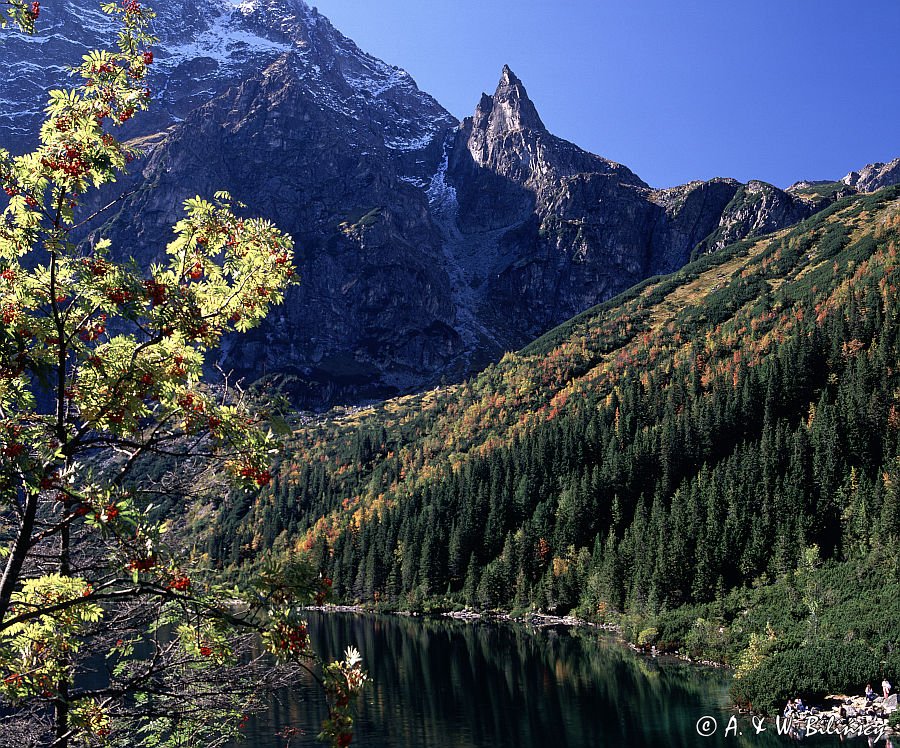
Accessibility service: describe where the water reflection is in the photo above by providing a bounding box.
[233,613,851,747]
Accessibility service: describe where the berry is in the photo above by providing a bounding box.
[167,574,190,591]
[2,443,25,458]
[127,556,156,572]
[144,279,167,305]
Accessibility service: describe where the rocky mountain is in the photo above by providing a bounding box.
[841,157,900,193]
[1,0,896,406]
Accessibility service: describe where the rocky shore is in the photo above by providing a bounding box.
[301,604,619,631]
[779,693,898,739]
[441,608,619,630]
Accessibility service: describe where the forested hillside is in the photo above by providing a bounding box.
[196,186,900,709]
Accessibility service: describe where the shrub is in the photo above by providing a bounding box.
[730,640,878,714]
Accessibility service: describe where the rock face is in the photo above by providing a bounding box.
[842,158,900,193]
[438,74,817,345]
[691,180,823,255]
[2,0,897,406]
[113,57,461,406]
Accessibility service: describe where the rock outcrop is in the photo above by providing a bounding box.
[842,158,900,193]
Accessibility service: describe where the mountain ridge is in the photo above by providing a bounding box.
[1,1,899,406]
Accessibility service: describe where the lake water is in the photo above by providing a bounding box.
[234,612,869,747]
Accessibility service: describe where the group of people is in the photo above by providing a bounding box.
[783,697,811,717]
[865,678,892,703]
[783,677,893,721]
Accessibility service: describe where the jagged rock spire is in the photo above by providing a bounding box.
[472,64,547,136]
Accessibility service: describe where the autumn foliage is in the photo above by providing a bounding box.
[0,3,365,746]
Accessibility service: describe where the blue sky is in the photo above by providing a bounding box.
[313,0,900,189]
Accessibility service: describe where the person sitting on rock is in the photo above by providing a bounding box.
[784,699,795,717]
[795,698,808,714]
[883,678,892,700]
[865,684,877,703]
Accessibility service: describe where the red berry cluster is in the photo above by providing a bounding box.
[314,576,333,605]
[187,261,203,280]
[177,392,206,414]
[106,287,132,304]
[272,622,309,654]
[79,314,107,342]
[143,278,167,305]
[1,303,16,324]
[2,442,25,458]
[1,425,24,458]
[239,465,272,487]
[41,145,87,178]
[82,257,108,276]
[187,321,211,340]
[167,574,190,591]
[29,2,40,19]
[127,556,156,572]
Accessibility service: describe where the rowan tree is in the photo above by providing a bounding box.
[0,0,40,33]
[0,3,365,746]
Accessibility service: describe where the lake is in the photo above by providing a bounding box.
[233,612,872,747]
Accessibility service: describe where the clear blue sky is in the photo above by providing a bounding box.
[313,0,900,189]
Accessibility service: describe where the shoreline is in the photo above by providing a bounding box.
[300,603,727,666]
[300,603,617,631]
[300,604,896,736]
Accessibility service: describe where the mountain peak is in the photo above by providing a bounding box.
[480,65,545,133]
[500,64,521,85]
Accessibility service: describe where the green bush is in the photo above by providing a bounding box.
[730,640,878,714]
